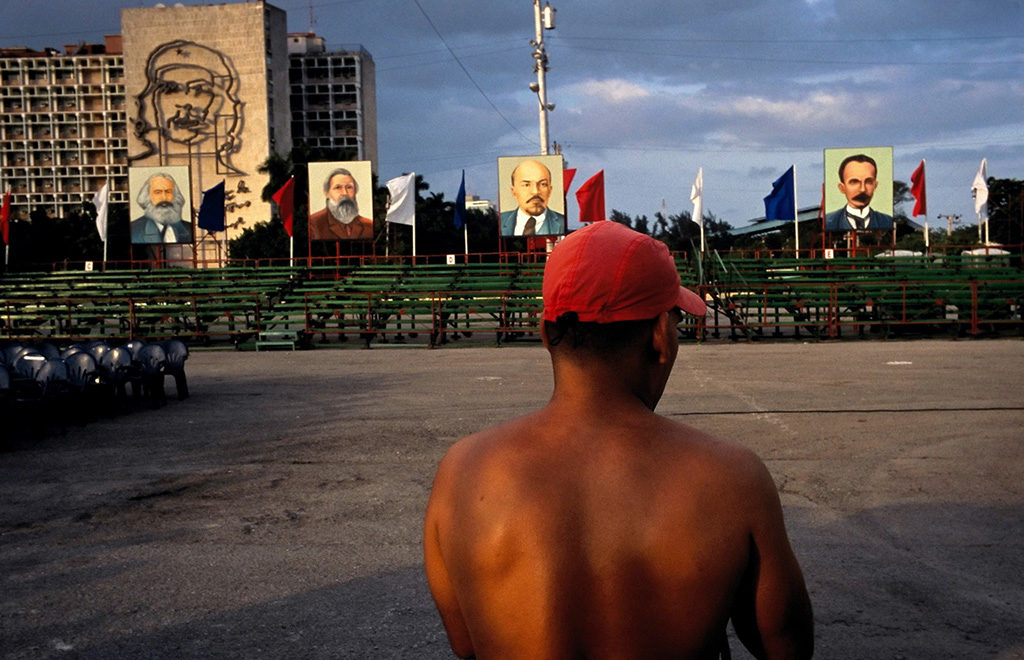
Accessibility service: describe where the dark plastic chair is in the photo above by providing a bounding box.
[36,358,69,396]
[86,340,111,363]
[0,364,10,415]
[136,343,168,408]
[99,346,133,411]
[163,339,189,400]
[121,340,146,403]
[65,351,101,423]
[2,343,27,368]
[34,358,70,435]
[13,351,47,381]
[123,339,145,360]
[36,342,62,361]
[60,344,86,360]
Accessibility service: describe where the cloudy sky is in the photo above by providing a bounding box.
[4,0,1022,231]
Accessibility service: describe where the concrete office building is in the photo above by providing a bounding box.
[0,39,128,222]
[287,33,378,170]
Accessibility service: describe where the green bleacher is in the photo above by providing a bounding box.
[705,253,1023,339]
[1,254,1020,346]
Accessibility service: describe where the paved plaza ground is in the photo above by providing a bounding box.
[2,338,1023,658]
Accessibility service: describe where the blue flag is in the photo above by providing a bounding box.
[453,170,467,230]
[197,180,226,232]
[763,166,795,221]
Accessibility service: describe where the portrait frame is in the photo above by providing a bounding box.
[497,154,566,237]
[128,165,192,245]
[823,146,894,232]
[307,160,374,241]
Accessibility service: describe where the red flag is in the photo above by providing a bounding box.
[563,168,577,192]
[575,170,605,224]
[1,188,10,245]
[910,160,926,217]
[272,176,295,237]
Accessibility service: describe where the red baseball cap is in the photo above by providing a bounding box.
[542,221,706,323]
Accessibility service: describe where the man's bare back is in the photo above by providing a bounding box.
[424,222,812,659]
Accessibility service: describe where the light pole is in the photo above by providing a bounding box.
[937,213,961,237]
[530,1,556,155]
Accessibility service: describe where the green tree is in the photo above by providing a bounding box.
[986,177,1024,246]
[1,199,133,271]
[609,209,634,230]
[890,180,920,243]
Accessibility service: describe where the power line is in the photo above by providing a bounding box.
[410,0,534,148]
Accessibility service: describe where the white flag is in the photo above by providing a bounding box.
[385,173,416,226]
[92,181,110,242]
[972,158,988,222]
[689,167,703,226]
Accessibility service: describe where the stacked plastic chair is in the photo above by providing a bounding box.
[0,337,191,438]
[163,339,189,400]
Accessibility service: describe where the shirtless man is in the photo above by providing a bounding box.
[424,221,813,659]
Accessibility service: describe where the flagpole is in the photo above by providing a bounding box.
[2,185,10,267]
[102,180,109,266]
[792,164,800,259]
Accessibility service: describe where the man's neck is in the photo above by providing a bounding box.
[549,355,661,414]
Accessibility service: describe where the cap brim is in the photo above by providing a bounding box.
[676,285,707,317]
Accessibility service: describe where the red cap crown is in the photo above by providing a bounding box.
[542,221,706,323]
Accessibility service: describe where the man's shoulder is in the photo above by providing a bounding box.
[658,416,765,468]
[824,208,846,230]
[447,412,765,482]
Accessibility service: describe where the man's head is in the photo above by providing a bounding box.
[136,173,185,226]
[542,222,705,350]
[323,169,360,224]
[837,154,878,210]
[510,160,553,216]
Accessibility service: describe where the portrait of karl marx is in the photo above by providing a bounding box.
[131,171,192,244]
[130,40,243,175]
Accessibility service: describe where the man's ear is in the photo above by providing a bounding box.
[650,311,675,365]
[540,319,550,349]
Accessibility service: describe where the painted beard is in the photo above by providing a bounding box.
[328,196,359,224]
[143,200,184,226]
